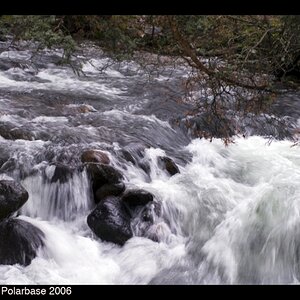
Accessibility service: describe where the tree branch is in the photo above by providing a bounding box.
[166,16,271,92]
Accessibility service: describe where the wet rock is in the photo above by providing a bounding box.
[120,143,149,164]
[0,60,20,71]
[87,196,132,246]
[77,104,97,113]
[81,150,110,164]
[95,182,125,204]
[62,104,98,115]
[0,123,36,141]
[0,218,44,266]
[122,189,154,208]
[158,156,180,176]
[118,143,152,175]
[86,163,124,192]
[120,149,136,164]
[0,180,29,221]
[138,161,151,175]
[140,204,155,223]
[0,152,9,169]
[123,143,147,159]
[0,158,34,180]
[0,158,16,174]
[10,127,35,140]
[51,163,74,183]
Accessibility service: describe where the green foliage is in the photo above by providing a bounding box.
[1,15,299,75]
[0,15,76,62]
[1,15,299,141]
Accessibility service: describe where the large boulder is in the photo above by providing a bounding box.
[0,180,29,221]
[86,163,124,193]
[158,156,180,176]
[87,196,132,246]
[122,189,154,208]
[95,182,125,204]
[81,150,110,164]
[0,218,44,266]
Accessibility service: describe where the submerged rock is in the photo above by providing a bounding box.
[86,163,124,192]
[158,156,180,176]
[0,60,19,71]
[87,196,132,246]
[0,152,9,170]
[95,182,125,204]
[122,189,154,208]
[0,180,29,221]
[122,143,148,161]
[50,163,74,183]
[0,123,36,141]
[64,104,98,115]
[81,150,110,165]
[120,149,136,164]
[138,161,151,175]
[131,203,157,240]
[0,218,45,266]
[130,201,163,243]
[119,143,151,174]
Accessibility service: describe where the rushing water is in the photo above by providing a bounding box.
[0,41,300,284]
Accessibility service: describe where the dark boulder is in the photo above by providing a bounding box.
[0,218,44,266]
[81,150,110,164]
[86,163,124,192]
[122,189,153,208]
[0,180,29,221]
[158,156,180,176]
[87,196,132,246]
[95,182,125,204]
[51,163,74,183]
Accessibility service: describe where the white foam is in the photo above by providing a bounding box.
[31,116,69,123]
[120,136,300,283]
[0,66,124,98]
[2,136,300,283]
[0,50,32,60]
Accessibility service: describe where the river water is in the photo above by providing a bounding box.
[0,41,300,284]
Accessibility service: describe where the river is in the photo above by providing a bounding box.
[0,40,300,284]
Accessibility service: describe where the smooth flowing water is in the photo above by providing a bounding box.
[0,41,300,284]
